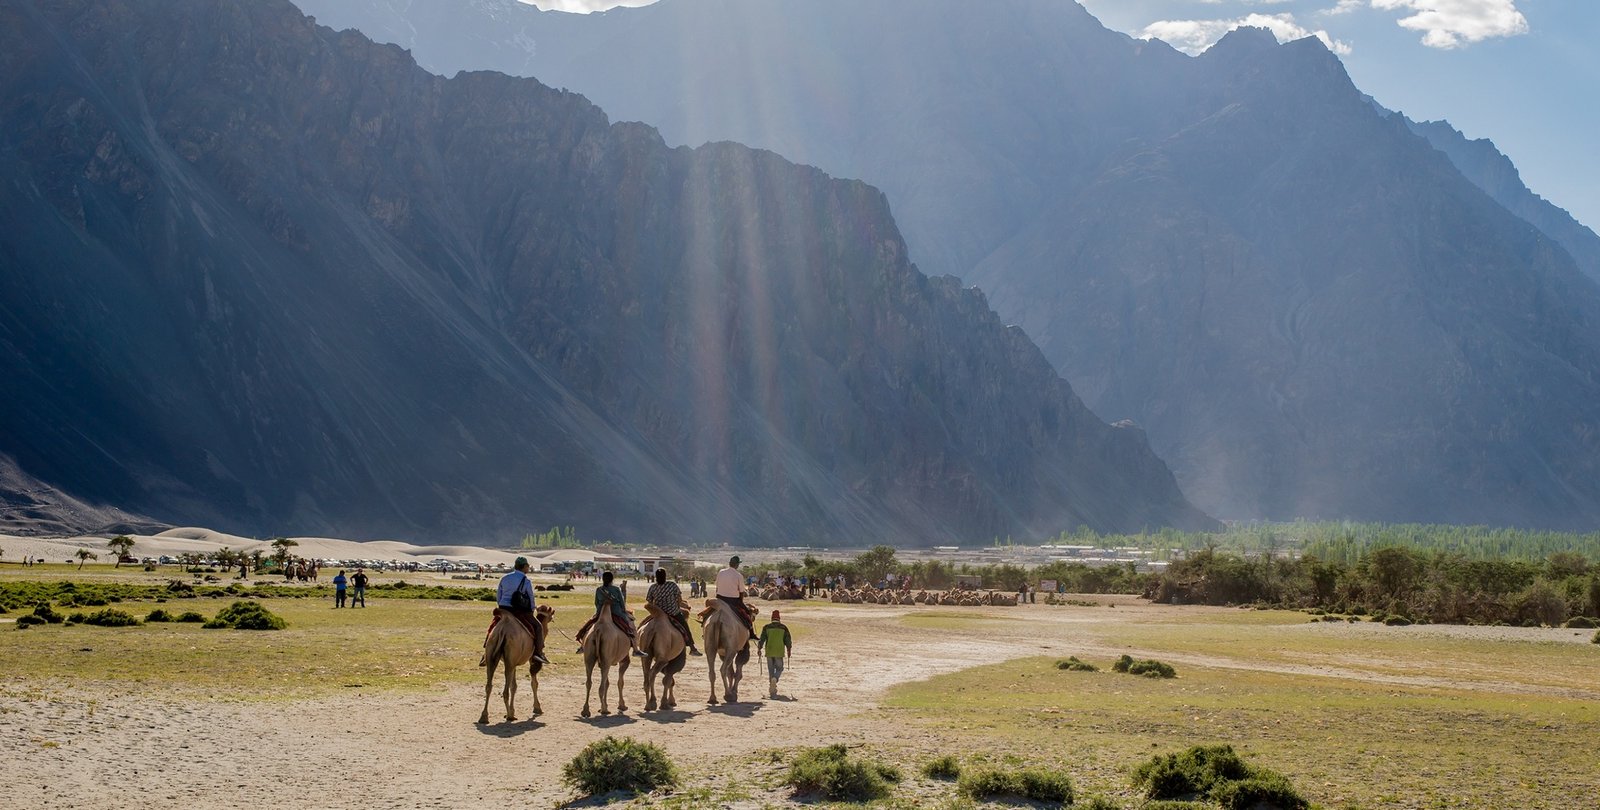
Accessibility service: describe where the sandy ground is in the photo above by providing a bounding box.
[3,599,1596,809]
[0,528,577,568]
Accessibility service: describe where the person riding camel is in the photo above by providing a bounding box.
[646,567,701,657]
[481,557,549,666]
[714,555,757,645]
[575,570,641,656]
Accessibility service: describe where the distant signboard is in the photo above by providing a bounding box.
[1039,579,1058,593]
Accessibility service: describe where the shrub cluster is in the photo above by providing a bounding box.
[1132,745,1306,810]
[146,609,173,622]
[1112,654,1177,678]
[957,765,1074,805]
[202,601,287,630]
[921,755,961,780]
[1056,656,1098,672]
[79,609,141,627]
[561,736,677,798]
[784,744,902,801]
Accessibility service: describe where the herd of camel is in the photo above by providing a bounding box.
[745,585,1022,606]
[477,586,1021,725]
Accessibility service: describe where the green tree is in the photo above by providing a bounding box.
[853,545,899,584]
[270,537,298,567]
[75,549,98,570]
[107,535,135,568]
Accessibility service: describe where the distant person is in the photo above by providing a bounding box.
[620,578,628,600]
[646,567,701,656]
[576,571,640,656]
[481,557,548,665]
[351,569,369,607]
[333,570,348,608]
[758,609,793,699]
[715,556,757,646]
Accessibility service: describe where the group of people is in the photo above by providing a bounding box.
[332,568,369,608]
[487,555,795,698]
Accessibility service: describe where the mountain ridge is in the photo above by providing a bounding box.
[0,0,1214,543]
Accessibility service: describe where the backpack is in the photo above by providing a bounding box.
[509,573,532,612]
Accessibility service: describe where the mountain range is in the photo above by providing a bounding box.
[0,0,1212,542]
[293,0,1600,529]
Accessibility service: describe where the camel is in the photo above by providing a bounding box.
[637,603,688,712]
[477,604,555,724]
[703,599,754,705]
[580,607,632,718]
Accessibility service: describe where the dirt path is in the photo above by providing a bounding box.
[3,600,1594,809]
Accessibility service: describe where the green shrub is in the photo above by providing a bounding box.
[1132,745,1254,800]
[202,619,228,629]
[207,601,287,630]
[1127,659,1178,678]
[16,613,44,628]
[1056,656,1098,672]
[1383,616,1413,627]
[922,755,961,780]
[957,766,1074,804]
[1079,796,1122,810]
[31,604,64,624]
[146,609,173,623]
[561,736,678,798]
[785,744,900,801]
[1211,771,1309,810]
[65,612,87,625]
[82,609,140,627]
[1112,654,1134,673]
[1144,802,1211,810]
[176,611,207,623]
[1562,616,1597,629]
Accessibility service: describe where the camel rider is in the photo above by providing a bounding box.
[482,557,549,666]
[647,568,702,657]
[716,555,758,645]
[576,571,641,656]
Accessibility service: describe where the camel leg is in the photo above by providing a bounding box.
[581,657,594,719]
[643,657,658,712]
[663,669,676,708]
[598,663,612,716]
[504,662,517,721]
[705,626,720,705]
[529,663,542,716]
[478,656,497,724]
[616,655,629,713]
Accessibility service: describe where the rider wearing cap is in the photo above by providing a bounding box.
[716,555,757,644]
[483,556,548,665]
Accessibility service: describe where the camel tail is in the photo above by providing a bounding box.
[484,629,507,671]
[665,649,687,676]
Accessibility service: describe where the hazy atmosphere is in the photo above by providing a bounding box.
[3,1,1598,807]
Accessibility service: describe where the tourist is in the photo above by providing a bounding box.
[482,557,548,666]
[758,609,793,699]
[351,569,368,607]
[576,570,640,656]
[716,556,757,645]
[332,569,348,608]
[647,567,701,656]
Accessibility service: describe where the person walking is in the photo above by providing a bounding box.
[351,569,369,607]
[332,570,348,608]
[758,609,793,699]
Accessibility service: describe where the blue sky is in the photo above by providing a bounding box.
[528,0,1598,231]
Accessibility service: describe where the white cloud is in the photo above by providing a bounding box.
[1322,0,1365,16]
[1140,13,1353,56]
[1370,0,1528,48]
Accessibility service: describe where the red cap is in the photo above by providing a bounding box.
[771,610,781,620]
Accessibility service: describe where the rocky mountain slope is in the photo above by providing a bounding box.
[295,0,1600,528]
[0,0,1212,542]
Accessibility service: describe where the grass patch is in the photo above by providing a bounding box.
[922,754,961,780]
[561,736,677,798]
[1056,656,1099,672]
[785,744,902,801]
[957,765,1074,804]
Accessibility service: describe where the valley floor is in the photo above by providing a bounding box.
[2,573,1596,809]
